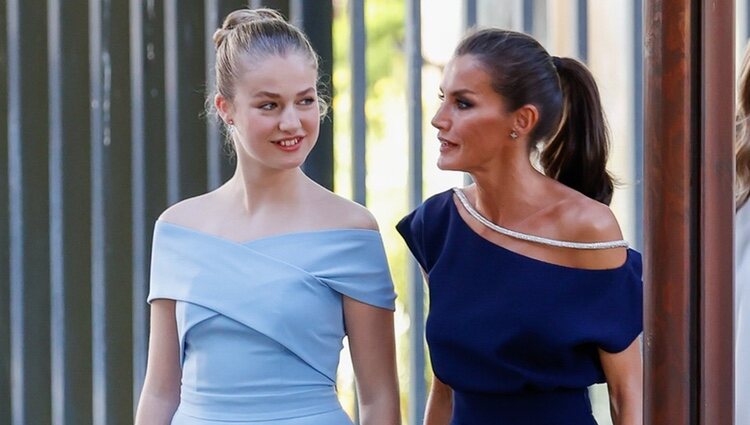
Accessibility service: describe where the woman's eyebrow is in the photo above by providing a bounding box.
[253,87,315,98]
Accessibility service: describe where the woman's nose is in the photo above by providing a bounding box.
[279,106,301,132]
[431,104,449,130]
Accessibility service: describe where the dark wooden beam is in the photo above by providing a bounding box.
[644,0,697,423]
[644,0,735,423]
[699,0,735,423]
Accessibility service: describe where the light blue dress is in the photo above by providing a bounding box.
[147,221,397,424]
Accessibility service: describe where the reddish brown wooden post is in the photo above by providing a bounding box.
[700,0,735,424]
[644,1,695,422]
[644,0,735,423]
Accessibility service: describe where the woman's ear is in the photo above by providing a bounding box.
[215,94,233,124]
[513,104,540,138]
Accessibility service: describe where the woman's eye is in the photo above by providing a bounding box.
[299,97,315,106]
[259,103,277,111]
[456,99,472,109]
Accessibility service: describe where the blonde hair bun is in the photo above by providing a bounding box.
[213,8,285,49]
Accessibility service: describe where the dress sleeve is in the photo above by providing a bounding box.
[588,250,644,353]
[316,232,397,311]
[146,221,201,303]
[396,205,429,272]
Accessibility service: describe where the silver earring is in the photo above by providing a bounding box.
[227,119,234,126]
[510,131,518,140]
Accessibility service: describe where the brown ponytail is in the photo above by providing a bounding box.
[541,56,614,205]
[455,29,614,205]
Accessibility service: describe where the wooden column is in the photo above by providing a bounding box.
[699,0,735,423]
[644,0,735,423]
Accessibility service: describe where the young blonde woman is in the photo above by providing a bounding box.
[135,9,400,425]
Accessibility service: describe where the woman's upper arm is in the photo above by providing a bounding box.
[424,374,453,425]
[135,300,181,424]
[141,299,182,396]
[342,297,399,404]
[599,337,643,422]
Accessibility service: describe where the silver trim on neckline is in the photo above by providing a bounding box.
[452,187,629,250]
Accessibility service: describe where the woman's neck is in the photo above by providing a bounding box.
[225,162,310,215]
[468,159,549,225]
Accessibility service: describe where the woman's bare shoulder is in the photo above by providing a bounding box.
[562,196,622,240]
[158,192,219,229]
[553,193,628,268]
[308,188,379,231]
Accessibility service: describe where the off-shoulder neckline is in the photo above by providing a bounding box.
[438,190,639,273]
[156,219,381,246]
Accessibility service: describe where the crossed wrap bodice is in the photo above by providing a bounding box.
[147,221,396,424]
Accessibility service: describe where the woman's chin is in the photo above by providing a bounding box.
[276,158,307,171]
[436,157,462,172]
[267,150,311,171]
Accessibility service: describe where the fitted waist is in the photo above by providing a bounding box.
[179,385,343,421]
[452,388,596,425]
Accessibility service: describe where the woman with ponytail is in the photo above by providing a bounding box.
[735,41,750,425]
[135,8,400,425]
[397,29,642,425]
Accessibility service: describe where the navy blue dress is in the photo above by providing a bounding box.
[396,190,643,425]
